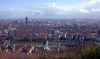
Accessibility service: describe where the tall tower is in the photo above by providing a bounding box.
[25,17,28,24]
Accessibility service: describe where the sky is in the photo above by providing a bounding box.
[0,0,100,19]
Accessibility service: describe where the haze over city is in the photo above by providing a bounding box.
[1,0,100,59]
[0,0,100,19]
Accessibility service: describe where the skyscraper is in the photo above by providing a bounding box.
[25,17,28,24]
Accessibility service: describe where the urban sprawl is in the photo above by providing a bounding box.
[0,17,100,55]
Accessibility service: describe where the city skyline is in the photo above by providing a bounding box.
[0,0,100,19]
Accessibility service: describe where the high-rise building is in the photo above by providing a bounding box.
[25,17,28,24]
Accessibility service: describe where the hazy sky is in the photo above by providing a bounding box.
[0,0,100,19]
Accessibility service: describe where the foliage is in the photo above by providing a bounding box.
[0,45,100,59]
[82,45,100,59]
